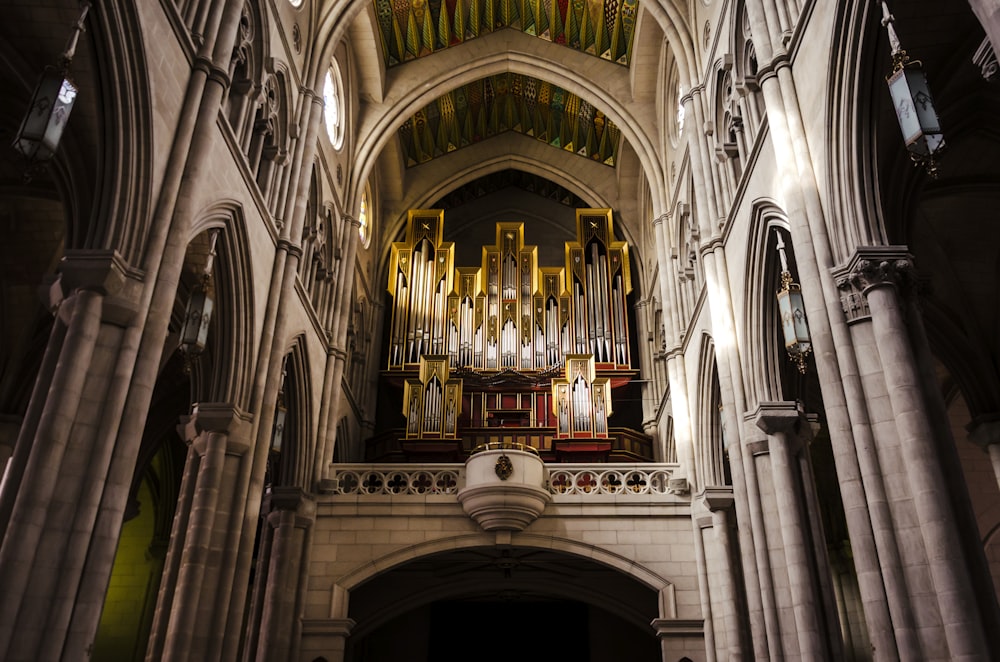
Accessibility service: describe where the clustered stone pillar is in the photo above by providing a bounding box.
[754,402,840,662]
[246,486,316,662]
[838,247,990,660]
[147,403,253,662]
[300,584,355,662]
[0,251,141,661]
[695,486,750,661]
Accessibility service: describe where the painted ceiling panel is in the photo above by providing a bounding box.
[373,0,638,66]
[399,72,621,168]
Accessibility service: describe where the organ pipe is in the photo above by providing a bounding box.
[388,209,630,375]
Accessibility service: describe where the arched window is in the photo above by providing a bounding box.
[323,62,345,150]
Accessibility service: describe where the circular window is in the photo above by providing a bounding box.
[323,63,345,150]
[288,0,303,8]
[358,188,370,247]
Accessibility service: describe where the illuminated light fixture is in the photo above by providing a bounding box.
[880,1,946,178]
[271,387,287,454]
[12,1,91,176]
[775,231,811,374]
[179,230,219,365]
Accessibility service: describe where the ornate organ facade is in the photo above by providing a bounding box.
[375,208,650,462]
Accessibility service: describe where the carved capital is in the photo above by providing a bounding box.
[836,246,915,293]
[264,486,317,526]
[182,403,253,455]
[699,485,734,512]
[51,250,144,326]
[752,400,804,436]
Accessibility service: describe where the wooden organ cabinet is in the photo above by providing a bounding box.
[370,208,652,463]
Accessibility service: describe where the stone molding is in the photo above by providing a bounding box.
[180,403,253,455]
[834,246,916,323]
[699,485,735,512]
[650,618,704,637]
[51,249,144,327]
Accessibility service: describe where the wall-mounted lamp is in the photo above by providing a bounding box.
[12,2,91,176]
[775,231,811,374]
[881,1,946,177]
[179,230,219,364]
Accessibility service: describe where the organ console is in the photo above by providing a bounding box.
[376,208,649,462]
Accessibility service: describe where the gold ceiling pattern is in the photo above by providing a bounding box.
[399,72,622,167]
[373,0,639,67]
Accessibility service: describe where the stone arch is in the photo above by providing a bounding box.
[347,44,665,215]
[185,202,256,408]
[337,532,674,593]
[741,198,795,407]
[271,336,314,489]
[694,333,727,490]
[334,532,677,637]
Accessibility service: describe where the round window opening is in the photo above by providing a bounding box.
[324,65,345,150]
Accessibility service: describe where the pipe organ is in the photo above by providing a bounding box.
[402,355,463,439]
[380,208,646,462]
[552,355,613,438]
[387,208,631,373]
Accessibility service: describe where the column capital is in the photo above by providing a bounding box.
[51,249,144,326]
[967,416,1000,450]
[752,400,804,436]
[698,485,735,512]
[180,403,253,454]
[264,486,317,523]
[834,246,915,294]
[650,618,704,638]
[301,618,356,638]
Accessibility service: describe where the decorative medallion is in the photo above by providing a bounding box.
[495,454,514,480]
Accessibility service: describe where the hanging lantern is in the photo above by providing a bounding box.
[271,398,287,453]
[11,2,90,173]
[179,278,214,356]
[881,2,946,177]
[179,230,219,361]
[775,231,811,374]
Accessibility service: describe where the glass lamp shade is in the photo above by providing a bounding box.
[13,67,77,164]
[887,64,945,159]
[179,285,214,356]
[271,405,287,453]
[777,283,811,369]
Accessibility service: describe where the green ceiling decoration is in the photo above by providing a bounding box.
[374,0,638,67]
[398,73,621,168]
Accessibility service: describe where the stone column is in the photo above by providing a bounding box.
[651,618,706,662]
[755,401,835,662]
[153,403,253,662]
[0,415,19,484]
[300,585,355,662]
[692,512,718,662]
[738,420,783,661]
[254,487,316,662]
[842,248,989,660]
[968,418,1000,492]
[702,487,751,661]
[0,250,141,662]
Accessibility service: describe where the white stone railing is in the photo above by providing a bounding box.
[323,463,681,498]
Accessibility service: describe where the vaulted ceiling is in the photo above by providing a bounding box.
[373,0,636,172]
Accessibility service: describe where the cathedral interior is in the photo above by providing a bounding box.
[1,0,1000,660]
